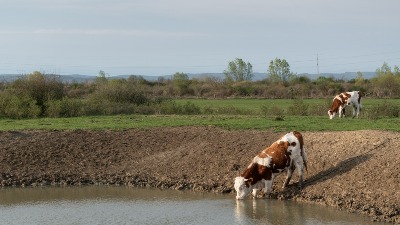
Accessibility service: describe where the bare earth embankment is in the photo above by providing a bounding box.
[0,127,399,223]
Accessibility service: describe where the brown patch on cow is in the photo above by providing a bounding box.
[292,131,304,151]
[265,141,290,172]
[241,162,272,184]
[329,96,345,114]
[257,150,268,158]
[242,141,292,185]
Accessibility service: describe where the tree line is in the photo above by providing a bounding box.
[0,60,399,119]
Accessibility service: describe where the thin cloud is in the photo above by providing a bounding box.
[0,29,207,37]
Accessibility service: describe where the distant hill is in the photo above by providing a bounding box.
[299,72,377,80]
[0,71,377,83]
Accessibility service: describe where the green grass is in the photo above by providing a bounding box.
[175,98,400,112]
[0,114,399,132]
[176,98,306,112]
[0,98,399,132]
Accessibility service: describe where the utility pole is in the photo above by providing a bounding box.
[317,54,320,76]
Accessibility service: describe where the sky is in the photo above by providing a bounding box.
[1,0,399,77]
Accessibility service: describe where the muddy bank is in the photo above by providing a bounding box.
[0,127,399,223]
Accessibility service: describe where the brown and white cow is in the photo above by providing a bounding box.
[328,91,362,119]
[234,131,307,200]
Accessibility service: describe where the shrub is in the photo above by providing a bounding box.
[11,71,64,116]
[287,99,309,116]
[0,94,40,119]
[91,80,148,105]
[308,103,329,116]
[260,105,285,120]
[181,101,201,115]
[45,98,85,117]
[364,100,400,120]
[216,106,250,115]
[159,100,182,114]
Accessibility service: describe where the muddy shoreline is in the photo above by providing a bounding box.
[0,127,399,224]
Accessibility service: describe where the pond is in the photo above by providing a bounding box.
[0,186,384,225]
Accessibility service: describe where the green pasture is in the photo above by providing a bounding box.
[0,98,399,132]
[175,98,400,113]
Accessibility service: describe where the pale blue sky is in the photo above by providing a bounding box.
[1,0,399,76]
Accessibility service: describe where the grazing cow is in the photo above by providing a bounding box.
[328,91,362,119]
[234,131,307,200]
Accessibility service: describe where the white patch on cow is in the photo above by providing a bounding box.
[344,91,362,118]
[234,176,266,200]
[252,155,272,167]
[234,177,249,200]
[278,132,301,158]
[234,177,272,200]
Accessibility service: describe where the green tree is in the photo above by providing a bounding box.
[355,71,365,86]
[95,70,108,84]
[172,72,191,96]
[224,58,253,82]
[374,62,400,97]
[268,58,295,83]
[11,71,64,116]
[394,65,400,77]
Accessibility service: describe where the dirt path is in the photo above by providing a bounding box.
[0,127,399,223]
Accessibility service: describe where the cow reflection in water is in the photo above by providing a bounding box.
[234,131,307,200]
[234,199,307,224]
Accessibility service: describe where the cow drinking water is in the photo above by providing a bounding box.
[234,131,307,200]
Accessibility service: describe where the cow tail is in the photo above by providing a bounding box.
[301,147,308,172]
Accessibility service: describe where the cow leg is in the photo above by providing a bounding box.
[294,159,304,189]
[262,179,273,197]
[356,106,360,118]
[282,162,295,189]
[352,105,358,118]
[251,188,259,198]
[338,107,343,118]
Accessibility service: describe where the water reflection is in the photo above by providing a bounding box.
[234,198,380,225]
[0,186,385,225]
[235,199,311,225]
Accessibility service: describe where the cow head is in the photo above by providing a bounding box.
[345,98,352,106]
[234,176,253,200]
[328,110,335,119]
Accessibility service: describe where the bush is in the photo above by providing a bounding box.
[12,72,64,116]
[0,94,40,119]
[94,80,148,105]
[287,99,309,116]
[181,101,201,115]
[308,103,329,116]
[158,101,201,115]
[364,101,400,120]
[45,98,85,117]
[261,105,285,120]
[216,106,250,115]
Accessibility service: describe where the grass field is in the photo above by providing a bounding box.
[175,98,400,113]
[0,98,399,132]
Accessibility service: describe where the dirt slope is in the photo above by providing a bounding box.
[0,127,399,223]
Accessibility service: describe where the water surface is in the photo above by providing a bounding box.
[0,186,383,225]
